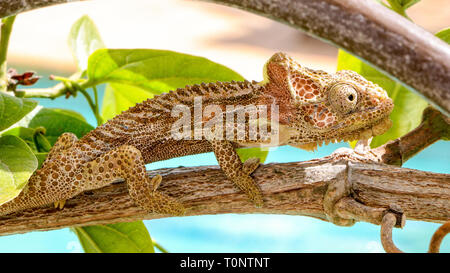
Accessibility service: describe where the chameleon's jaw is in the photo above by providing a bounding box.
[343,116,392,142]
[294,116,392,152]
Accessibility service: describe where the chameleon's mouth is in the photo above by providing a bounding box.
[300,117,392,151]
[345,116,392,141]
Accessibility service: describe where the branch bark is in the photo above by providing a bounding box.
[0,0,86,18]
[0,156,448,236]
[1,0,449,115]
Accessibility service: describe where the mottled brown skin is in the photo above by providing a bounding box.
[0,52,394,216]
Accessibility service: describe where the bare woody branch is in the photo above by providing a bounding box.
[2,0,448,115]
[0,0,86,18]
[0,156,448,236]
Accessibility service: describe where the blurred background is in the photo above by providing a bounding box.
[0,0,449,252]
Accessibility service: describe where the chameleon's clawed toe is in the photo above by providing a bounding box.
[150,174,163,192]
[53,200,66,210]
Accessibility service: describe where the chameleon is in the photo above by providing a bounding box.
[0,52,393,217]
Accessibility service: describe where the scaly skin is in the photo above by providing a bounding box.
[0,52,393,216]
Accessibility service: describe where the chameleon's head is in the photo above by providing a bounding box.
[263,52,394,148]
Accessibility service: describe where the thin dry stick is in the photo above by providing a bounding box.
[1,0,449,114]
[428,221,450,253]
[380,213,404,253]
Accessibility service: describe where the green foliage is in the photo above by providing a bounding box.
[0,135,37,205]
[436,28,450,43]
[237,147,269,163]
[0,92,37,131]
[84,49,243,121]
[68,15,105,72]
[386,0,420,10]
[2,126,37,149]
[72,221,155,253]
[337,50,428,148]
[28,108,94,145]
[383,0,421,18]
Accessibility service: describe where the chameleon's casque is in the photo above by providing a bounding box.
[0,52,393,217]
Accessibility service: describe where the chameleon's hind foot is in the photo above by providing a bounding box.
[53,200,66,209]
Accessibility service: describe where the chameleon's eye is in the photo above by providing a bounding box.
[328,83,358,114]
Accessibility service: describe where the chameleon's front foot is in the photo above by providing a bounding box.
[238,157,263,207]
[210,140,264,208]
[234,173,264,208]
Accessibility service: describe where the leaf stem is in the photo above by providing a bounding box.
[92,85,102,125]
[0,15,16,92]
[152,240,169,253]
[78,88,102,126]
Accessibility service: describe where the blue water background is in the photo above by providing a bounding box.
[0,73,448,253]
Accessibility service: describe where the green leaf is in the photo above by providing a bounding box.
[92,49,243,121]
[337,50,428,148]
[28,108,94,145]
[73,221,155,253]
[0,92,38,131]
[1,126,38,151]
[436,28,450,44]
[385,0,420,16]
[0,135,38,205]
[101,82,155,122]
[68,15,105,71]
[389,0,420,9]
[237,147,269,164]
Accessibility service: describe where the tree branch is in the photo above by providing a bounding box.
[0,156,448,236]
[0,0,85,18]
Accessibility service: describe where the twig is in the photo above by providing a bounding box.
[380,213,403,253]
[0,15,15,91]
[428,221,450,253]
